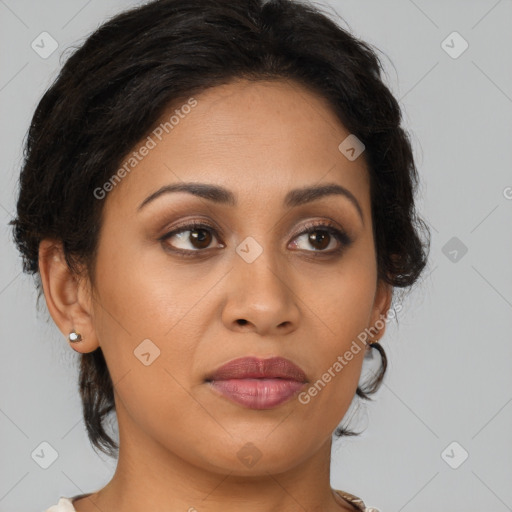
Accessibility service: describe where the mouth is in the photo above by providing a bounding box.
[205,356,308,410]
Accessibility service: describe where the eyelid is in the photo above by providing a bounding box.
[159,219,223,244]
[158,217,223,241]
[158,217,353,256]
[289,218,353,245]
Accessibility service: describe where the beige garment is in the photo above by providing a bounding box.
[334,488,381,511]
[44,489,381,512]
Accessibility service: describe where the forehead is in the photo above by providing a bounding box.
[104,78,371,216]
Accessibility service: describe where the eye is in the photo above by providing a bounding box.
[160,221,224,255]
[159,219,352,257]
[289,221,352,254]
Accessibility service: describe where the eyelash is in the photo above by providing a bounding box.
[159,219,353,258]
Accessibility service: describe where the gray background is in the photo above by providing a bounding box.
[1,1,511,511]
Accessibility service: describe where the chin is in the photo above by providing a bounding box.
[191,432,317,476]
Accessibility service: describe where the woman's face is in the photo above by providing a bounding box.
[83,79,391,475]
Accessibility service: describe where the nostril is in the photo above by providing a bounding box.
[236,319,248,326]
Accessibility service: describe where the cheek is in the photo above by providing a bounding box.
[305,233,378,344]
[294,245,377,417]
[89,242,203,431]
[92,227,198,336]
[90,229,220,390]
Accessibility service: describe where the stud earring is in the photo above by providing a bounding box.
[68,330,82,343]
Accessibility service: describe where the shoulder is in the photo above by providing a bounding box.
[333,488,382,512]
[43,497,76,512]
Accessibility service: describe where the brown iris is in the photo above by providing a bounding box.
[189,228,213,249]
[308,230,330,250]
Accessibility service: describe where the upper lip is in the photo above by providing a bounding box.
[206,356,308,382]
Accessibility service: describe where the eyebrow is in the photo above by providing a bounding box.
[138,182,364,223]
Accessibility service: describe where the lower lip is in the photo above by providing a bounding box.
[208,378,306,409]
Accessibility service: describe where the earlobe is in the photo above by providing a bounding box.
[38,239,99,353]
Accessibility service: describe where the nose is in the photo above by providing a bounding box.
[221,248,301,337]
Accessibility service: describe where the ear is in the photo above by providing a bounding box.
[368,279,393,342]
[38,239,99,353]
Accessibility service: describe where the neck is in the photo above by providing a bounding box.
[74,400,357,512]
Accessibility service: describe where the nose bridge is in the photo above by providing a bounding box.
[235,234,289,302]
[223,234,300,334]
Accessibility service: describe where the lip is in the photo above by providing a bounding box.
[206,356,308,410]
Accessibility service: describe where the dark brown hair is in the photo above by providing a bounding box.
[11,0,430,458]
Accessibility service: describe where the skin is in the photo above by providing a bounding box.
[39,78,392,512]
